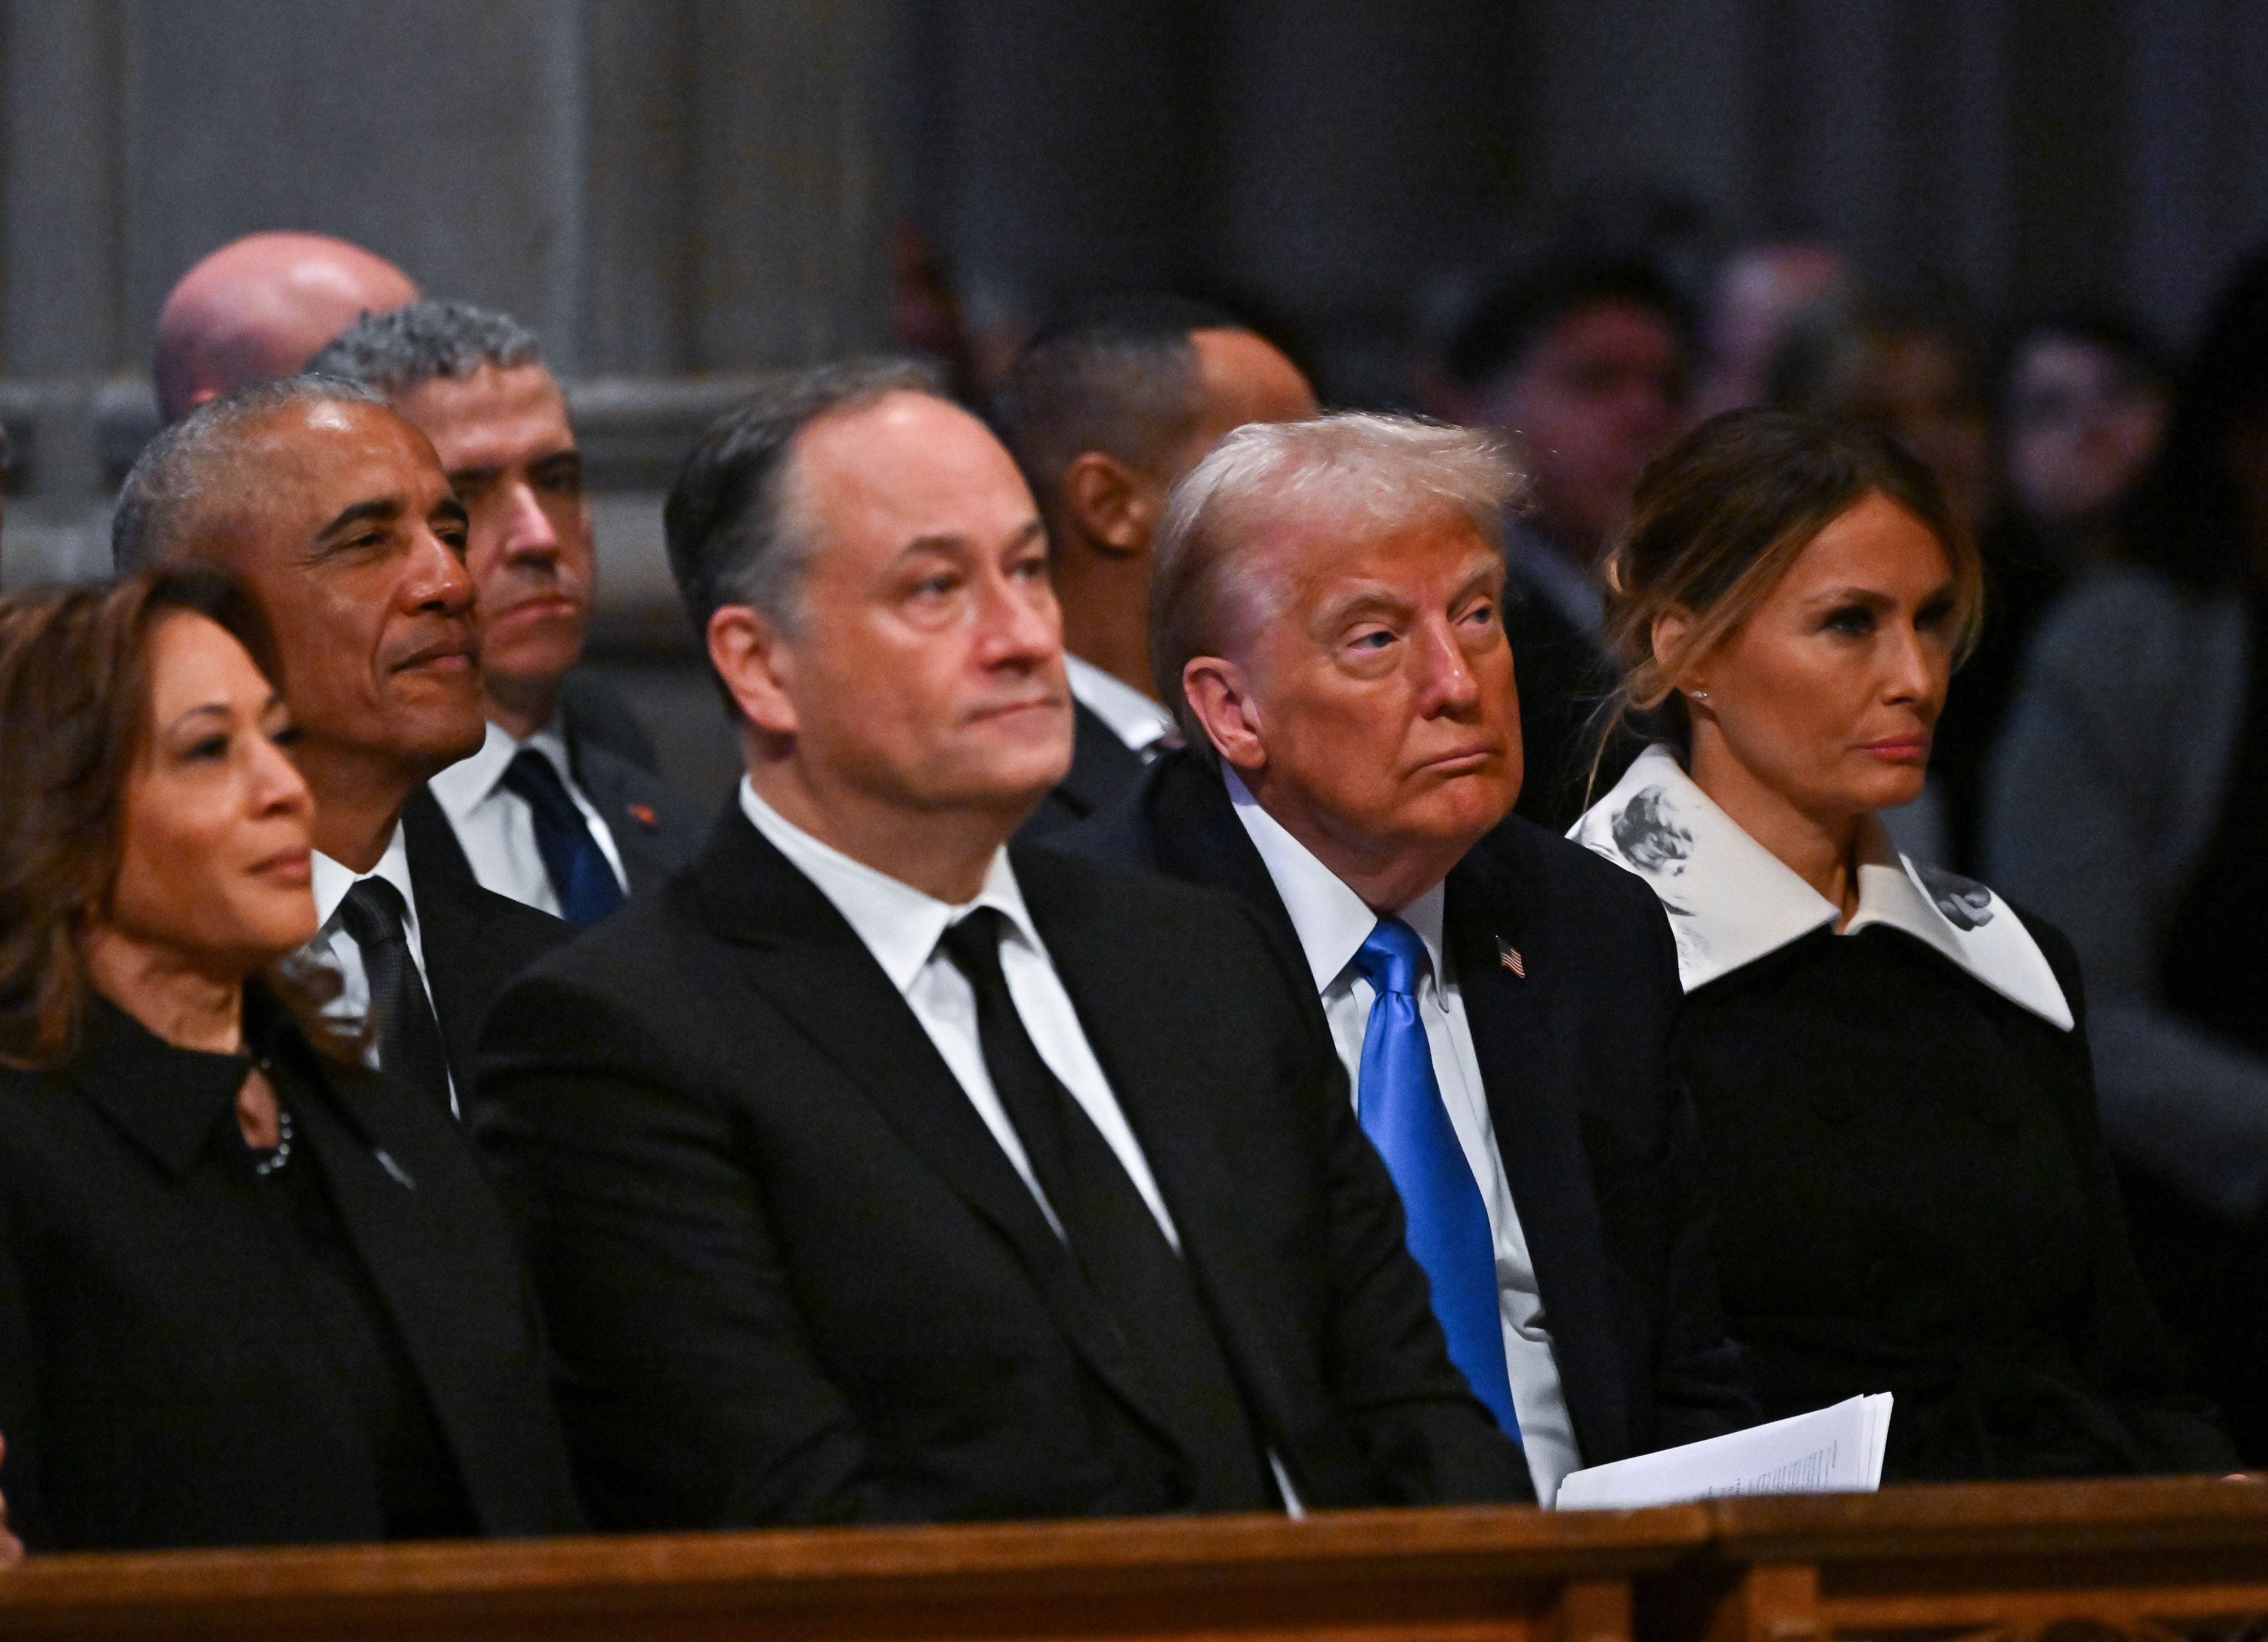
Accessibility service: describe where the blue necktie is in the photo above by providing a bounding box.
[1353,917,1522,1441]
[502,748,625,926]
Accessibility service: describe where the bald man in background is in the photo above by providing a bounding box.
[155,231,419,422]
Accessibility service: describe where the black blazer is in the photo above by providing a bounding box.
[1501,542,1627,832]
[400,787,574,1090]
[559,666,661,775]
[0,993,582,1549]
[474,802,1531,1529]
[1017,701,1148,841]
[1059,750,1759,1468]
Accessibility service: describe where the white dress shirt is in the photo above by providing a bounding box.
[1065,653,1176,755]
[426,718,628,915]
[1225,768,1582,1504]
[308,821,457,1111]
[737,779,1178,1246]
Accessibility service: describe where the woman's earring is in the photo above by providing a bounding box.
[1690,688,1710,700]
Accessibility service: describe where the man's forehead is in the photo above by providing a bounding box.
[796,392,1032,526]
[228,400,445,518]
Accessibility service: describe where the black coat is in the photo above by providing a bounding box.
[1056,750,1759,1469]
[473,801,1531,1529]
[0,991,582,1550]
[1017,701,1148,841]
[399,788,576,1089]
[1674,914,2239,1481]
[1502,544,1627,832]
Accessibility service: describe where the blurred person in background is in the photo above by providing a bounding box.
[1930,312,2171,871]
[1691,233,1851,418]
[994,296,1316,837]
[309,303,700,921]
[1985,250,2268,1464]
[1437,257,1694,828]
[1576,411,2235,1481]
[154,232,418,423]
[0,571,578,1550]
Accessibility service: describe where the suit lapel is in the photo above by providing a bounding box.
[1140,752,1307,965]
[691,807,1188,1444]
[284,1046,528,1530]
[573,741,668,890]
[1444,850,1630,1464]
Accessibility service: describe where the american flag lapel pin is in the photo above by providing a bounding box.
[1496,937,1526,979]
[627,802,659,830]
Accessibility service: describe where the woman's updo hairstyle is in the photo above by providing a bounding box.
[1595,409,1982,770]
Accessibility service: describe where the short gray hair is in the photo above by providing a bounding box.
[112,376,392,571]
[1149,412,1523,757]
[663,357,944,705]
[304,299,543,395]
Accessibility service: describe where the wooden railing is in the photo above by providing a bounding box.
[0,1480,2258,1642]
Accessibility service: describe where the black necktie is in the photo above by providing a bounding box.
[937,908,1268,1510]
[335,877,453,1115]
[501,748,625,926]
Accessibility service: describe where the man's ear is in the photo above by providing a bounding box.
[1181,654,1267,774]
[708,604,799,739]
[1061,451,1161,557]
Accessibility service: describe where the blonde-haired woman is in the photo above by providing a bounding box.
[1571,409,2234,1480]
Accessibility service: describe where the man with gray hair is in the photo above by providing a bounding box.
[113,377,568,1117]
[310,301,700,923]
[473,361,1531,1528]
[1064,412,1756,1502]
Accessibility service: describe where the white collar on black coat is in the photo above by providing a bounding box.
[1568,745,2073,1031]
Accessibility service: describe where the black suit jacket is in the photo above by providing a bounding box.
[559,666,661,774]
[1059,750,1757,1468]
[400,789,574,1090]
[1502,535,1630,831]
[474,802,1531,1528]
[1018,701,1148,840]
[0,994,581,1549]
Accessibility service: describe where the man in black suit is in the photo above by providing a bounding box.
[1435,258,1693,826]
[993,297,1316,837]
[475,358,1529,1528]
[112,378,569,1113]
[1061,411,1753,1503]
[310,302,702,919]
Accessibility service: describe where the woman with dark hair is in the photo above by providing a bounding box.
[1985,249,2268,1464]
[1572,409,2235,1480]
[0,570,579,1551]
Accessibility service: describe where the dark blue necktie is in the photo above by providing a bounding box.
[1353,917,1523,1441]
[501,748,624,926]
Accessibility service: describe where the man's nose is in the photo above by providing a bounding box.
[1415,617,1481,711]
[500,482,561,562]
[406,527,476,615]
[979,566,1062,664]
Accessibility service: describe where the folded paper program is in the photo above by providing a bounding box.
[1553,1394,1892,1510]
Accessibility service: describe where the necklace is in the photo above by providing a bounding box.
[254,1092,294,1178]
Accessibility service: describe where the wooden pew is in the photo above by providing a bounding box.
[0,1503,1708,1642]
[1694,1478,2268,1642]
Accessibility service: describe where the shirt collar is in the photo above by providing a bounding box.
[312,819,421,941]
[1224,767,1448,994]
[737,777,1041,992]
[1570,744,2073,1029]
[426,716,575,822]
[1064,653,1176,752]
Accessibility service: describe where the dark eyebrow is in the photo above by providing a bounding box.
[433,495,470,532]
[316,497,403,543]
[445,465,502,490]
[900,519,1046,557]
[1803,585,1899,610]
